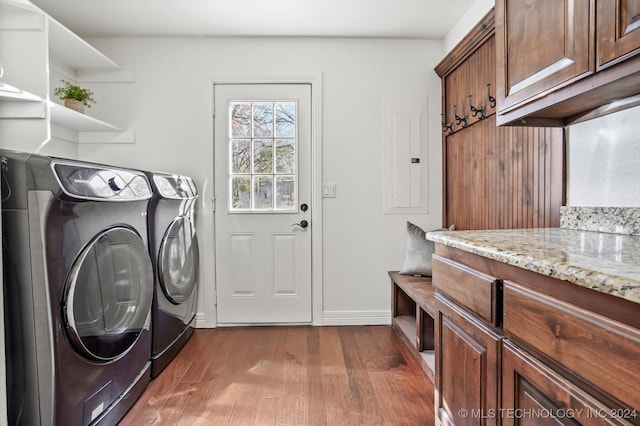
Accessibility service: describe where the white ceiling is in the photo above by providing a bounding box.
[29,0,476,39]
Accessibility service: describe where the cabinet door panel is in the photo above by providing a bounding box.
[597,0,640,69]
[502,340,633,426]
[496,0,593,113]
[435,294,501,426]
[440,318,482,420]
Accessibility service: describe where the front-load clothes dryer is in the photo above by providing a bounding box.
[144,171,199,378]
[1,149,154,426]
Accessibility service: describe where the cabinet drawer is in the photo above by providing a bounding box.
[503,281,640,412]
[432,254,500,325]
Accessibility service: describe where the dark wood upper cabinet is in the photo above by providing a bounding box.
[597,0,640,69]
[496,0,640,126]
[496,0,593,117]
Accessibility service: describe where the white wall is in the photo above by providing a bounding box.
[567,106,640,207]
[444,0,495,54]
[78,36,446,326]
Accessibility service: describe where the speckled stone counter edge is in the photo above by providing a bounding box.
[561,206,640,236]
[426,228,640,305]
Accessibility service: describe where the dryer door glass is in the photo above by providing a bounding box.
[158,216,199,304]
[64,227,153,362]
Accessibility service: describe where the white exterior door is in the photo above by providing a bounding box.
[214,83,312,324]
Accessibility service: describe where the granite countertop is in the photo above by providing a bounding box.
[425,228,640,304]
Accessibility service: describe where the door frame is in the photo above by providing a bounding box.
[208,74,324,326]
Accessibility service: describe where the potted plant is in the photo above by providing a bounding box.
[54,79,96,113]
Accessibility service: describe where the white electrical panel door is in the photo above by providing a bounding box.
[383,95,429,214]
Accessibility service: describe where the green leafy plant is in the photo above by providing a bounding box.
[53,79,96,107]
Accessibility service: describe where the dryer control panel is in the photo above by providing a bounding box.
[53,162,152,201]
[153,174,197,200]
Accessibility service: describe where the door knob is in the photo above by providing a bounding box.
[292,220,309,228]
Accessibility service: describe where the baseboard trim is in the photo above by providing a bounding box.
[194,312,211,328]
[321,310,392,326]
[193,310,393,327]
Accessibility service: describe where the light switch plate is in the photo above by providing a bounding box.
[322,183,336,198]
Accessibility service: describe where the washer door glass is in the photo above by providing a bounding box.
[64,226,153,362]
[158,216,199,304]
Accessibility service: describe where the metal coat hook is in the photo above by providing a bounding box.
[487,83,496,108]
[468,95,486,120]
[441,113,454,134]
[453,105,469,128]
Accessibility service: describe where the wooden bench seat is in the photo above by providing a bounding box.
[389,271,436,383]
[389,271,435,317]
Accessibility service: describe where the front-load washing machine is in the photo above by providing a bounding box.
[1,149,154,426]
[144,171,199,378]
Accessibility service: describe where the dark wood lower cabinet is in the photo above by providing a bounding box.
[502,340,637,426]
[433,245,640,426]
[435,293,501,426]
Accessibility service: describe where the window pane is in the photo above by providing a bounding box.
[227,100,297,213]
[276,175,296,210]
[230,103,251,138]
[231,139,251,173]
[253,176,273,209]
[253,103,273,137]
[231,176,251,210]
[275,102,296,137]
[253,139,273,174]
[275,140,295,174]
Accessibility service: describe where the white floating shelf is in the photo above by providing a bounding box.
[1,0,136,145]
[0,83,46,118]
[0,99,46,118]
[49,102,135,144]
[49,102,121,132]
[1,82,42,101]
[47,17,120,72]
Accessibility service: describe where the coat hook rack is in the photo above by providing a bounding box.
[487,83,496,108]
[453,105,469,127]
[468,95,486,120]
[441,113,454,134]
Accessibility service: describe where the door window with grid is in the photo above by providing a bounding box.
[228,101,297,212]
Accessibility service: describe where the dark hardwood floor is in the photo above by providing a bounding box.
[120,326,435,425]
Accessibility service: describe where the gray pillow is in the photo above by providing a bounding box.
[399,222,454,277]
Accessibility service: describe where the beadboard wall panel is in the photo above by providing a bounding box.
[436,9,565,231]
